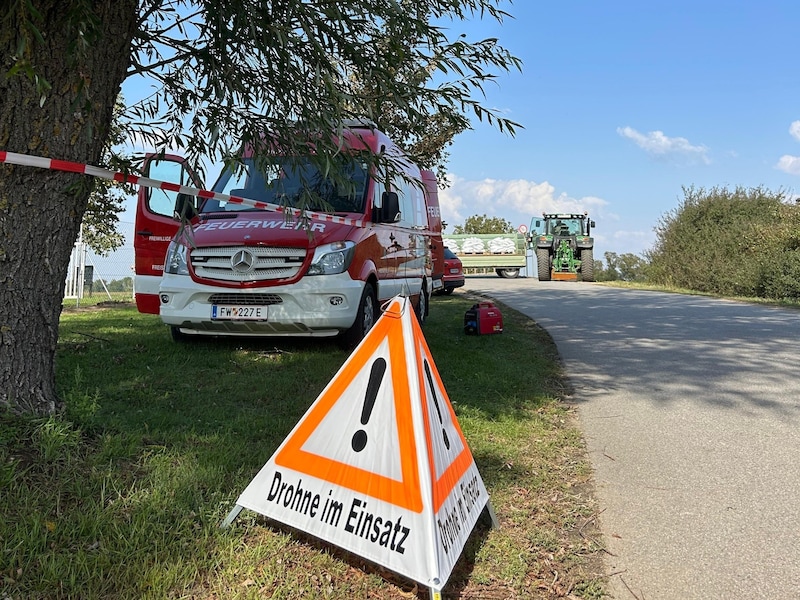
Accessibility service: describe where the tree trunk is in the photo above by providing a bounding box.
[0,1,138,415]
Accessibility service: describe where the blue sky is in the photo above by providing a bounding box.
[439,0,800,257]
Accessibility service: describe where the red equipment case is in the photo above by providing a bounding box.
[463,302,503,335]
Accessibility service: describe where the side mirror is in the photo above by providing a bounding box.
[381,191,401,223]
[174,192,198,221]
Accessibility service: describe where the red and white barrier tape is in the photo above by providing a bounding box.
[0,150,365,227]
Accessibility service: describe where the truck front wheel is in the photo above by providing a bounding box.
[340,283,377,348]
[496,268,520,278]
[536,249,551,281]
[580,249,595,282]
[415,281,429,325]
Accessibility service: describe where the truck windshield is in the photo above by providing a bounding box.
[549,219,583,235]
[203,157,368,214]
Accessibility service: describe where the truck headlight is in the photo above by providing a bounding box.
[164,241,190,275]
[307,241,355,275]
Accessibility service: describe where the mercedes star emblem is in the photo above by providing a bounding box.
[230,249,256,273]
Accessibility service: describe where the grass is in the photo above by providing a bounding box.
[63,291,134,308]
[1,294,607,599]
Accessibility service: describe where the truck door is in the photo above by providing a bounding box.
[421,170,444,293]
[369,177,400,299]
[133,154,200,314]
[393,174,429,305]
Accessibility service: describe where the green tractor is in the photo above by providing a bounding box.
[529,213,596,282]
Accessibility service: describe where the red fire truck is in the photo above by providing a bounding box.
[134,123,444,345]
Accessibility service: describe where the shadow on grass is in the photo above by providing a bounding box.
[8,299,583,598]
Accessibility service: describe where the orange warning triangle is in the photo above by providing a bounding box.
[274,298,423,512]
[230,295,494,594]
[411,324,476,513]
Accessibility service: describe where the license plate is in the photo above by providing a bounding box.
[211,305,268,321]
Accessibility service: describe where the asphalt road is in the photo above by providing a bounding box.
[461,277,800,599]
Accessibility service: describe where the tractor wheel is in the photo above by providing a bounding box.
[496,268,520,279]
[580,248,595,282]
[536,249,551,281]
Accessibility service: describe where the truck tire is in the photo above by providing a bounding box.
[536,249,551,281]
[340,283,377,348]
[496,268,520,279]
[580,249,595,282]
[415,281,429,325]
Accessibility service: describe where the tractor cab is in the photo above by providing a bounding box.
[531,215,592,237]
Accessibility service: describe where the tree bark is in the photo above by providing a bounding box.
[0,1,138,415]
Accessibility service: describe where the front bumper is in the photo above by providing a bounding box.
[158,273,365,337]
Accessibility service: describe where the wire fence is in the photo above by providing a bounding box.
[64,221,136,307]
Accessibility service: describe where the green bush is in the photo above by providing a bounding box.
[647,185,800,299]
[759,250,800,299]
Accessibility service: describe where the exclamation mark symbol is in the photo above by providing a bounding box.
[351,358,387,452]
[424,359,450,450]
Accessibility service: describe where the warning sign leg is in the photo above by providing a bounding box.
[486,500,500,529]
[221,504,244,529]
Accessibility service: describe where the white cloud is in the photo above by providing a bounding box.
[776,154,800,175]
[437,174,661,255]
[610,229,654,249]
[772,122,800,175]
[438,174,609,232]
[789,121,800,142]
[617,126,711,165]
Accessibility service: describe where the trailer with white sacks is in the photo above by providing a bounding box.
[441,232,528,278]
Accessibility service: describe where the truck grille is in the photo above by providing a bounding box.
[208,293,283,305]
[190,246,306,282]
